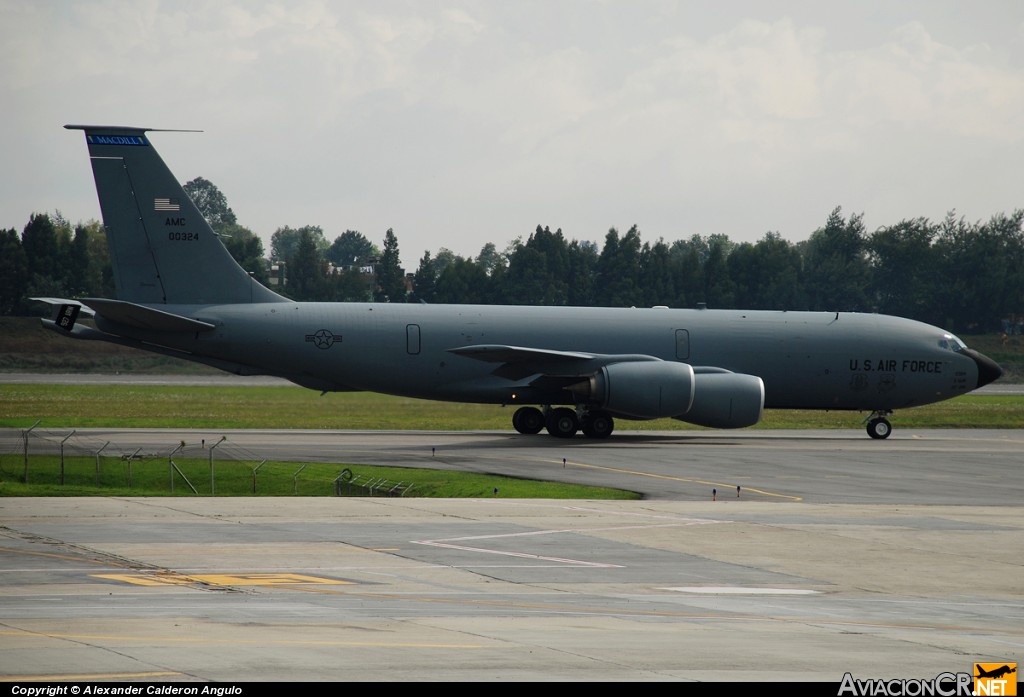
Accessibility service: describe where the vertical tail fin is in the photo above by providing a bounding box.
[65,125,285,305]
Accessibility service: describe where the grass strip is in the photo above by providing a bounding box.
[0,455,638,499]
[1,384,1021,430]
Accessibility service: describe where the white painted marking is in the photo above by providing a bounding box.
[412,540,622,568]
[661,586,820,595]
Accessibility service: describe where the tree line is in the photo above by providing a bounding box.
[2,177,1021,335]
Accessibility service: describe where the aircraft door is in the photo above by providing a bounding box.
[675,329,690,360]
[406,324,421,355]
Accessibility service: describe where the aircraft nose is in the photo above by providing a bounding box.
[961,348,1003,388]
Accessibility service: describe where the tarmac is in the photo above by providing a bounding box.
[1,426,1022,683]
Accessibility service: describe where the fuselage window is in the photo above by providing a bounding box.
[939,333,965,352]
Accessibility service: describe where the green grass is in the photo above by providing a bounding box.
[757,395,1024,429]
[9,385,1017,500]
[0,455,639,500]
[1,384,1021,430]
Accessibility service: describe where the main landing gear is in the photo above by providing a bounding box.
[511,406,614,439]
[511,406,545,434]
[865,410,893,439]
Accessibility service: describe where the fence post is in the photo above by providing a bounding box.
[209,436,226,495]
[126,447,141,488]
[95,441,109,486]
[292,464,308,495]
[252,460,266,494]
[59,431,75,486]
[168,443,184,493]
[22,420,40,483]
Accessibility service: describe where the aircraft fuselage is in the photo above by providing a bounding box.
[96,302,983,414]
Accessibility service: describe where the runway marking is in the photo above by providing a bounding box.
[410,517,730,568]
[412,533,622,568]
[0,671,181,682]
[0,630,487,649]
[662,586,820,595]
[91,572,354,587]
[551,459,804,501]
[275,587,1024,635]
[0,547,129,567]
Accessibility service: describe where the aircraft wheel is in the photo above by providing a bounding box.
[867,417,892,440]
[512,406,544,435]
[546,407,579,438]
[580,411,614,439]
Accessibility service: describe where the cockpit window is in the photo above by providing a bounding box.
[938,333,966,352]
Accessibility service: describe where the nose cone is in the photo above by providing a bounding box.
[961,348,1003,388]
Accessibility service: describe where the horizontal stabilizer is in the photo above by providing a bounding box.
[30,297,96,316]
[80,298,216,332]
[40,318,261,377]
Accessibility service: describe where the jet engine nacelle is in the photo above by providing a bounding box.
[577,361,695,419]
[675,372,765,428]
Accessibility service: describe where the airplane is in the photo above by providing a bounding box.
[36,124,1003,440]
[975,665,1016,680]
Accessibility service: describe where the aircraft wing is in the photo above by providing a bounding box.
[449,344,663,381]
[448,344,597,364]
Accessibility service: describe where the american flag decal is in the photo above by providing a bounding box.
[154,198,180,211]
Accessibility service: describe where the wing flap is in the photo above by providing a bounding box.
[448,344,596,363]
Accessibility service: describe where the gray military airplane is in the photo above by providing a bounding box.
[38,124,1002,440]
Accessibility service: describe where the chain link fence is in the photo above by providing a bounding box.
[0,425,413,497]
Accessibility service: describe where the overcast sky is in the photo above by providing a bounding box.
[3,0,1022,269]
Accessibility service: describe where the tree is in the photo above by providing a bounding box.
[21,213,64,279]
[328,230,378,267]
[220,224,269,285]
[410,251,437,303]
[476,242,505,276]
[183,177,237,228]
[868,218,938,322]
[594,226,643,307]
[325,267,374,302]
[566,239,599,306]
[802,207,870,312]
[638,238,675,307]
[702,234,735,308]
[434,256,490,304]
[271,225,327,263]
[67,224,99,297]
[83,220,115,298]
[503,226,570,305]
[0,228,28,314]
[668,236,705,308]
[375,228,406,302]
[21,213,72,298]
[933,210,1024,332]
[431,248,458,278]
[286,227,327,300]
[729,232,804,310]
